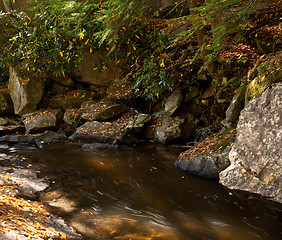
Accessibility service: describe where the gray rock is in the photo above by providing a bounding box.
[154,113,194,143]
[0,125,25,136]
[69,121,124,143]
[23,109,63,134]
[0,131,66,144]
[223,83,247,125]
[63,108,81,126]
[8,67,44,115]
[175,149,230,179]
[219,83,282,203]
[82,143,119,150]
[165,87,183,116]
[81,102,128,121]
[126,113,151,131]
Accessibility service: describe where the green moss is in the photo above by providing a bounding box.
[245,55,282,104]
[245,75,271,104]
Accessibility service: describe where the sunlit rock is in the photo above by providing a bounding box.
[8,67,44,115]
[22,109,63,134]
[220,83,282,203]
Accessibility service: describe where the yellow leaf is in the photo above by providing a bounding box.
[160,59,165,67]
[90,47,92,53]
[59,51,63,57]
[61,235,67,239]
[85,39,89,45]
[26,15,31,21]
[133,45,136,51]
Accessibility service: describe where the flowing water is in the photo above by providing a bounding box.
[1,142,281,240]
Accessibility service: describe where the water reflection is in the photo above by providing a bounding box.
[1,142,281,240]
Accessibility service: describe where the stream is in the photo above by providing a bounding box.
[1,141,281,240]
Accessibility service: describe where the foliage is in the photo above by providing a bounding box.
[180,0,259,67]
[0,0,173,101]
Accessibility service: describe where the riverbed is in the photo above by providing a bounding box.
[1,141,281,240]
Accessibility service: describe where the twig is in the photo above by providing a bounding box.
[162,0,186,19]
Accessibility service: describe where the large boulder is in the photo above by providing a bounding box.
[22,109,63,134]
[8,67,44,115]
[0,87,14,115]
[219,83,282,203]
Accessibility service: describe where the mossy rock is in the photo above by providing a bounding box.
[245,54,282,104]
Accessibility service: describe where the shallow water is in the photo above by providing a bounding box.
[1,142,281,240]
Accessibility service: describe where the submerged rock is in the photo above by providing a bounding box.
[82,143,119,150]
[0,131,66,145]
[220,83,282,203]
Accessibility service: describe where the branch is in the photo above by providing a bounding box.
[162,0,186,19]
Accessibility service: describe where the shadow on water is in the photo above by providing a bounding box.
[1,142,281,240]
